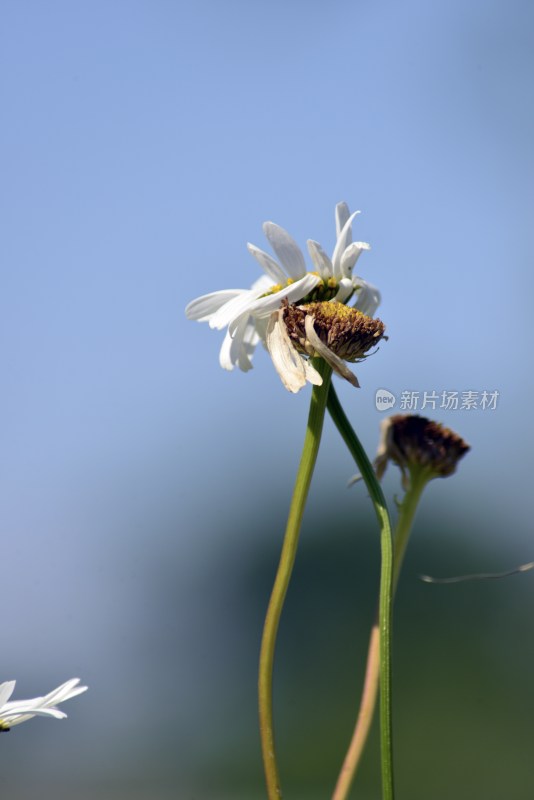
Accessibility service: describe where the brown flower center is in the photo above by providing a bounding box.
[389,415,470,477]
[282,301,385,362]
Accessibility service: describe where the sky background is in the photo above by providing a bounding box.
[1,1,534,798]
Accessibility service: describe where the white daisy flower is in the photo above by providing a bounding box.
[185,202,379,374]
[0,678,88,731]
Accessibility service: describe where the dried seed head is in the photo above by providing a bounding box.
[376,414,470,489]
[265,300,386,392]
[283,301,385,362]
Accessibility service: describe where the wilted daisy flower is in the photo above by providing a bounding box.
[185,202,379,374]
[373,414,470,491]
[0,678,88,731]
[267,301,385,393]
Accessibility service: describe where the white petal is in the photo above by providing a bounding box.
[4,708,68,725]
[266,310,321,393]
[2,698,39,711]
[219,330,236,371]
[40,679,87,706]
[0,680,16,708]
[303,358,323,386]
[2,680,87,713]
[331,211,361,279]
[0,678,87,727]
[334,277,355,304]
[340,241,371,277]
[219,316,259,372]
[353,279,381,316]
[208,289,259,330]
[304,315,360,388]
[335,202,351,240]
[2,705,67,719]
[306,240,333,279]
[220,318,245,371]
[262,222,306,279]
[185,290,243,322]
[239,320,262,372]
[243,273,321,323]
[247,243,286,284]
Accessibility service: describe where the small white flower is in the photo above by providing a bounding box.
[185,202,379,375]
[0,678,88,731]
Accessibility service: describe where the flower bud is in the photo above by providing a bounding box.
[375,414,470,490]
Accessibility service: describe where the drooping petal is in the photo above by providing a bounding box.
[185,290,243,322]
[247,243,286,284]
[304,315,360,388]
[353,279,381,316]
[219,330,235,372]
[303,357,323,386]
[239,320,262,370]
[262,222,306,279]
[334,277,355,304]
[306,240,333,279]
[331,211,361,279]
[340,241,371,278]
[219,315,260,372]
[266,310,322,393]
[220,320,244,372]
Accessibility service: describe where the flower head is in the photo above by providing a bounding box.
[0,678,88,731]
[185,202,380,377]
[374,414,470,491]
[267,301,385,392]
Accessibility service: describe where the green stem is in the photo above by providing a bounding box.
[326,385,395,800]
[392,469,428,593]
[330,450,429,800]
[258,360,332,800]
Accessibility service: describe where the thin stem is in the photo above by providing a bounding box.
[326,385,395,800]
[392,470,428,594]
[258,360,332,800]
[330,455,429,800]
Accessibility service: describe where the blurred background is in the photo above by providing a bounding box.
[2,0,534,797]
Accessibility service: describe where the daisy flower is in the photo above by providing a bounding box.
[0,678,88,731]
[185,202,379,375]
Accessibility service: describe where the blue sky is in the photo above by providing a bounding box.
[1,0,534,794]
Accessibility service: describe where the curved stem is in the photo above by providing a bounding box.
[326,385,395,800]
[258,360,332,800]
[330,448,429,800]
